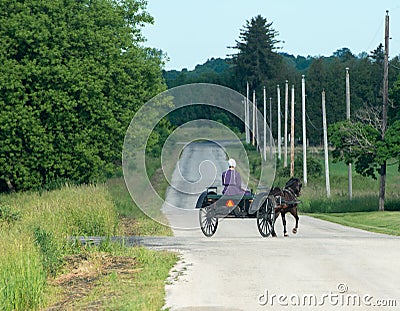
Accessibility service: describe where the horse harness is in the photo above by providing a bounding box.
[277,188,300,207]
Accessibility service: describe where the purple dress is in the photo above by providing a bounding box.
[222,169,245,195]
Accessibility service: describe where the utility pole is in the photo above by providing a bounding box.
[277,85,282,161]
[380,10,390,211]
[245,82,250,144]
[252,90,256,146]
[284,80,288,168]
[256,97,260,151]
[290,85,295,177]
[346,67,353,200]
[269,97,273,160]
[301,75,307,186]
[256,99,261,149]
[263,86,267,161]
[322,90,330,198]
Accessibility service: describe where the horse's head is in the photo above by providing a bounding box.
[285,177,302,196]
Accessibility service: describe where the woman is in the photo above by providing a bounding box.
[221,158,247,195]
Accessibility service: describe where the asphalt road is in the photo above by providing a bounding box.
[151,141,400,311]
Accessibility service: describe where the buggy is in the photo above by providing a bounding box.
[195,187,276,237]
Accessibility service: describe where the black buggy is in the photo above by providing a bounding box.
[195,187,276,237]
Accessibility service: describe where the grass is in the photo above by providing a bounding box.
[47,243,178,310]
[281,149,399,235]
[0,184,118,310]
[244,146,400,235]
[107,178,172,236]
[0,230,46,310]
[0,176,176,310]
[107,154,173,236]
[270,149,400,212]
[299,160,400,214]
[311,212,400,236]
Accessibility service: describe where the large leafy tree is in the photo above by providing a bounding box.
[329,117,400,211]
[229,15,282,94]
[0,0,166,191]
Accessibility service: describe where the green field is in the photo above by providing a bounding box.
[311,212,400,236]
[274,149,400,235]
[270,148,400,211]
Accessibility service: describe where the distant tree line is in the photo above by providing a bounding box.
[164,16,400,148]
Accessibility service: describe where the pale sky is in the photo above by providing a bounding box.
[142,0,400,71]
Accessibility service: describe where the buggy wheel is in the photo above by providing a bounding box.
[257,195,276,237]
[199,205,218,237]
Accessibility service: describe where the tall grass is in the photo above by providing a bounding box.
[107,177,172,236]
[106,154,173,236]
[0,184,118,310]
[0,179,176,310]
[0,231,46,311]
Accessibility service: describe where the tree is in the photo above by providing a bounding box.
[0,0,166,191]
[370,44,385,65]
[389,76,400,167]
[333,47,355,61]
[229,15,282,94]
[329,108,400,210]
[304,57,327,145]
[329,117,400,178]
[389,56,400,122]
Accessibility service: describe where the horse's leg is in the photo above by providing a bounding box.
[271,209,279,237]
[290,206,299,234]
[281,211,288,237]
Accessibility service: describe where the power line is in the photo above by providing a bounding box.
[305,110,323,132]
[366,19,384,52]
[389,63,400,70]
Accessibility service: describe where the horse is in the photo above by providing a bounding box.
[270,177,302,237]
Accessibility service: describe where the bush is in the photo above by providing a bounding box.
[278,155,322,179]
[33,227,64,277]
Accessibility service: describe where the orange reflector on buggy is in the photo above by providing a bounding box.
[226,200,235,208]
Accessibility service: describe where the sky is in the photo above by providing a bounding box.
[141,0,400,71]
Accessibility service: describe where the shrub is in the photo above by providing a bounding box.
[278,155,322,178]
[33,227,64,277]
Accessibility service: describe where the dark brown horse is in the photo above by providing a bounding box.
[270,177,302,237]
